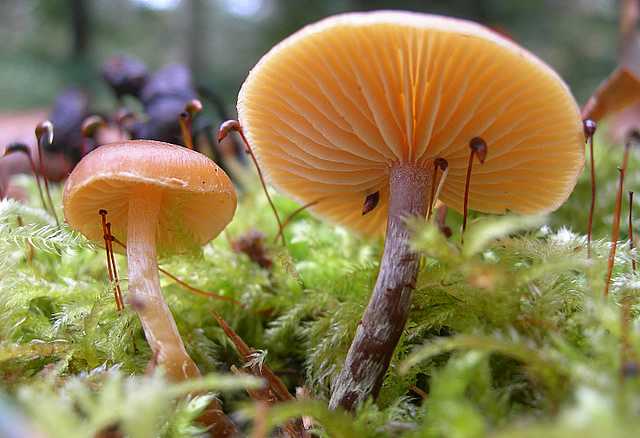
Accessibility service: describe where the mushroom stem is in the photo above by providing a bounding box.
[126,185,199,381]
[329,164,431,411]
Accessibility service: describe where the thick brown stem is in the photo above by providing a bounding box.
[329,164,431,411]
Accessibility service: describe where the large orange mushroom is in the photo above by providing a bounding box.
[237,11,584,410]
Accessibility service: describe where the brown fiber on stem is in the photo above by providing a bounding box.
[237,11,584,410]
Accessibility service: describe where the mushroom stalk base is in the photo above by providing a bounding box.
[329,164,431,412]
[127,187,238,437]
[126,186,200,381]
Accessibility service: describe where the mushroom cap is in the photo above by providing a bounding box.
[63,140,236,254]
[237,11,584,235]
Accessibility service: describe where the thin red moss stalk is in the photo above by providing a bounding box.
[620,191,636,380]
[99,210,124,311]
[35,121,59,226]
[110,235,240,305]
[218,120,286,245]
[157,268,242,306]
[179,99,202,150]
[3,143,48,214]
[604,133,635,297]
[462,137,488,241]
[274,198,324,244]
[630,191,636,273]
[81,116,106,157]
[427,158,448,220]
[584,119,597,258]
[106,223,124,310]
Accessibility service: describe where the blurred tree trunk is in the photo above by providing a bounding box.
[187,0,208,83]
[70,0,90,59]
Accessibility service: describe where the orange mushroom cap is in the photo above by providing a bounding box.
[63,140,236,254]
[238,11,584,235]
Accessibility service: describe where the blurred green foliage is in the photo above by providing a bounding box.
[0,0,619,112]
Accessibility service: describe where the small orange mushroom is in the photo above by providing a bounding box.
[63,140,236,381]
[237,11,584,410]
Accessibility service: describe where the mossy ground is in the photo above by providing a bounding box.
[1,133,640,437]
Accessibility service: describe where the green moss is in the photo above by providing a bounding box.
[1,135,640,436]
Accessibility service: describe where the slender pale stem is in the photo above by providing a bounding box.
[329,164,431,411]
[126,185,199,381]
